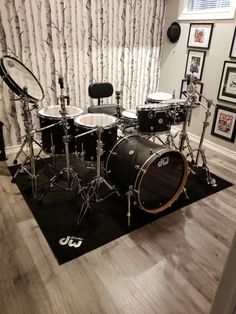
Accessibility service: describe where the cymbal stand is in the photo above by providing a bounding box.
[76,126,116,227]
[11,88,42,198]
[116,90,121,118]
[38,90,85,202]
[186,94,217,186]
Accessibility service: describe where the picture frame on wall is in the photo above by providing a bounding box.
[218,61,236,103]
[229,26,236,58]
[180,79,203,102]
[211,105,236,142]
[185,50,206,80]
[187,23,214,49]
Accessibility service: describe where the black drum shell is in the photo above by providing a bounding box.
[39,116,77,155]
[75,124,118,161]
[105,135,188,213]
[137,107,171,133]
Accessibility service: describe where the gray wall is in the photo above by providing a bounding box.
[159,0,236,153]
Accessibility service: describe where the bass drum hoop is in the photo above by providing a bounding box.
[0,56,44,102]
[105,135,188,214]
[134,145,188,213]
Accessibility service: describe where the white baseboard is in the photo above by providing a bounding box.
[171,126,236,161]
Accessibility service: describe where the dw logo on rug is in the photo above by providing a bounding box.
[59,236,83,248]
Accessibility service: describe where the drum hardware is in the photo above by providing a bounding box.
[0,56,46,198]
[38,78,85,202]
[115,90,121,118]
[126,186,133,227]
[75,125,117,227]
[186,93,217,187]
[10,89,42,198]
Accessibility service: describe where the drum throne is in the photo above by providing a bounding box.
[87,82,124,116]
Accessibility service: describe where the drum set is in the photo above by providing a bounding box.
[0,55,216,227]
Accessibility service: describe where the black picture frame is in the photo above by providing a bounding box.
[187,23,214,49]
[229,26,236,58]
[217,61,236,103]
[184,50,206,80]
[180,79,203,102]
[211,104,236,142]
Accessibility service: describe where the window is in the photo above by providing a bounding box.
[178,0,236,20]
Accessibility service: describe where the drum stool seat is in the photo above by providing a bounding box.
[87,82,124,116]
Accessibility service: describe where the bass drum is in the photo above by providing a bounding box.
[105,135,188,213]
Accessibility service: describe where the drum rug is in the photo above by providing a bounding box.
[8,156,233,264]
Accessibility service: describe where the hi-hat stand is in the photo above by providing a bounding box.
[75,126,116,226]
[11,88,42,198]
[38,78,85,202]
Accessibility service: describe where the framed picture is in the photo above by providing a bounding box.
[218,61,236,103]
[187,23,214,49]
[229,26,236,58]
[185,50,206,80]
[211,105,236,142]
[180,79,203,102]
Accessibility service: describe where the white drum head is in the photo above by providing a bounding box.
[38,106,84,119]
[162,98,186,106]
[147,92,173,102]
[0,56,44,101]
[122,109,137,120]
[75,113,117,128]
[137,103,170,111]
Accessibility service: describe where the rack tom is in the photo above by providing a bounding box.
[137,104,171,134]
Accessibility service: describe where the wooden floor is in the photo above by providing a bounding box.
[0,145,235,314]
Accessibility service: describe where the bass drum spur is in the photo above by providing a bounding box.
[105,135,188,214]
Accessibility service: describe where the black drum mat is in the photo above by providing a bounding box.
[8,156,233,264]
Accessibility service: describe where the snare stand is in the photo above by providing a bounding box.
[76,126,116,226]
[11,89,42,198]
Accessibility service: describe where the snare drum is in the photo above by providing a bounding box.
[75,113,118,161]
[137,104,171,134]
[38,106,83,155]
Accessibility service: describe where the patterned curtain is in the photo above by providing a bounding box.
[0,0,166,146]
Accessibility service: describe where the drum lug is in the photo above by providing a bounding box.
[111,152,117,156]
[135,165,146,173]
[149,149,153,155]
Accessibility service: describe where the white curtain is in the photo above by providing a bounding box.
[0,0,166,146]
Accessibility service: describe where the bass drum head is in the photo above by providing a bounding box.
[136,149,187,213]
[106,135,188,213]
